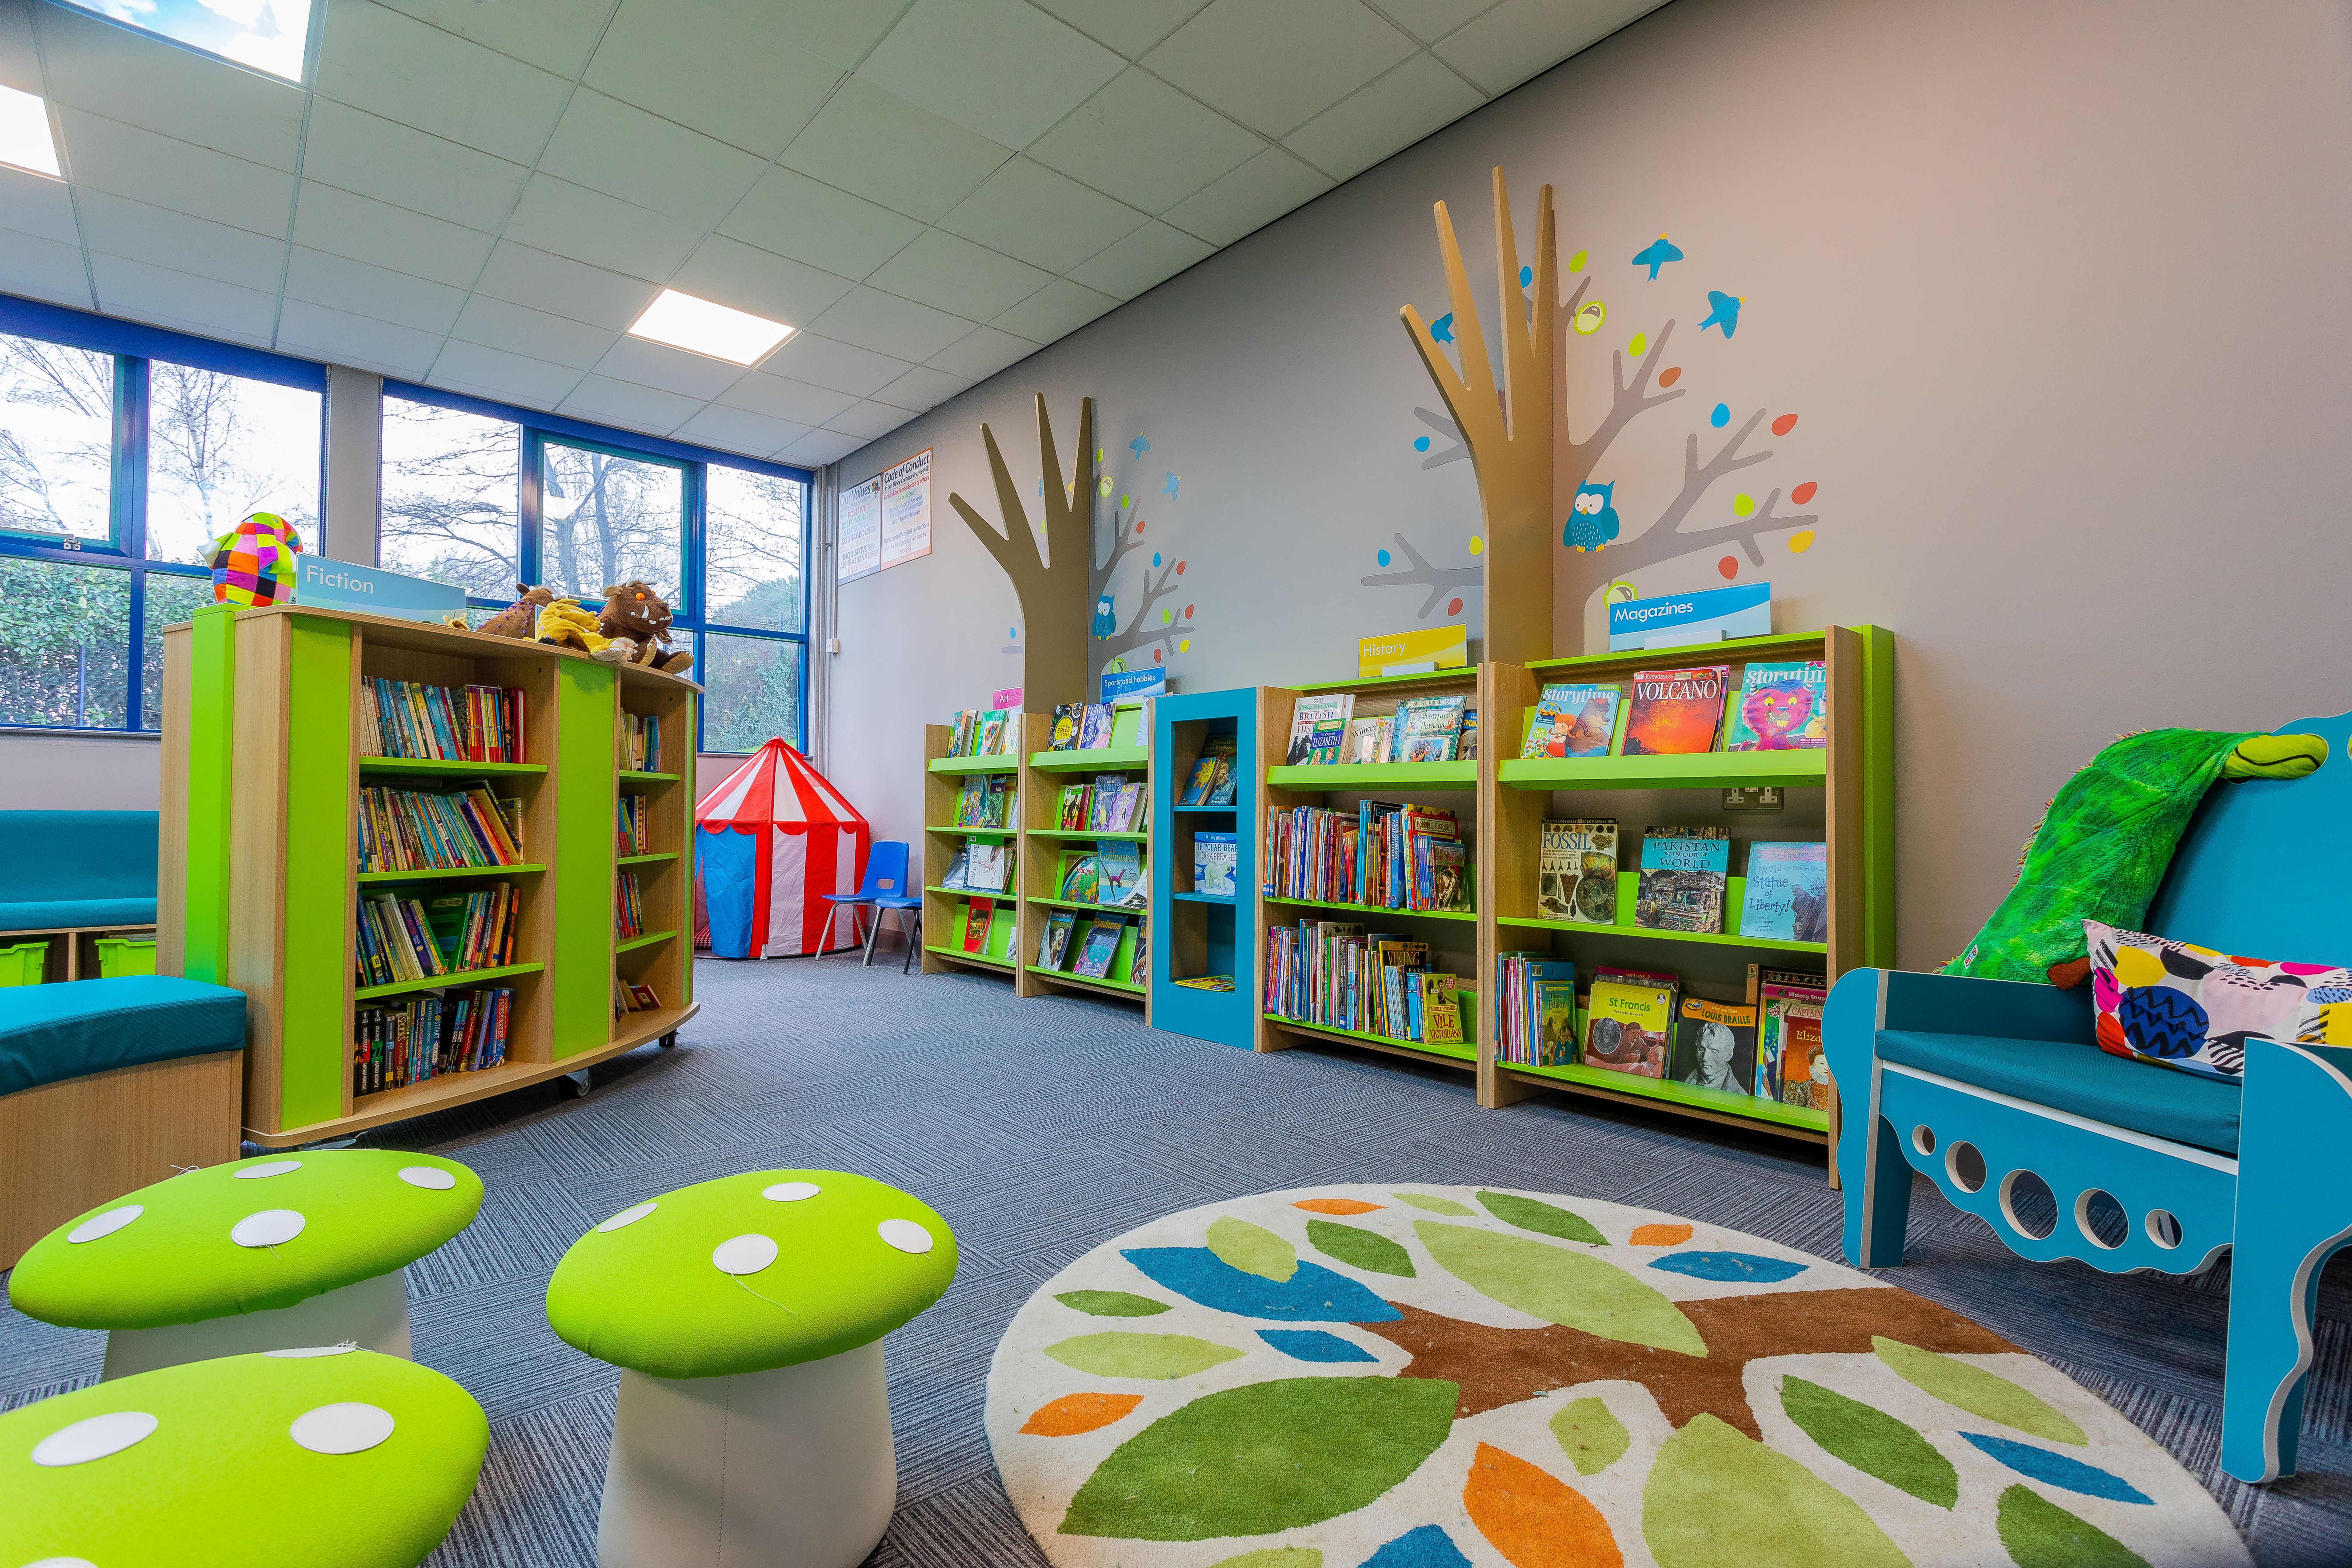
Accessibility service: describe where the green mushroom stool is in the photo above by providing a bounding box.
[7,1150,482,1380]
[0,1345,488,1568]
[547,1169,957,1568]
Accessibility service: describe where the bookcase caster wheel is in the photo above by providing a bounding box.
[659,1032,678,1049]
[561,1069,592,1098]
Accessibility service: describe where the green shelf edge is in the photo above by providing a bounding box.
[1526,630,1827,677]
[1494,914,1826,954]
[1028,747,1149,772]
[356,862,546,883]
[616,929,676,953]
[1498,752,1825,792]
[617,852,678,865]
[1027,964,1145,994]
[1266,896,1476,923]
[1025,894,1149,915]
[355,960,544,1001]
[926,884,1015,898]
[359,756,546,776]
[924,824,1015,837]
[928,757,1019,775]
[1028,829,1149,842]
[1499,1059,1830,1132]
[1262,1013,1478,1066]
[925,943,1012,970]
[619,770,680,782]
[1268,761,1477,789]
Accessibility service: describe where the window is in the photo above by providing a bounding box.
[380,398,521,597]
[540,441,683,605]
[145,361,321,565]
[702,634,806,754]
[706,464,804,633]
[0,557,130,727]
[0,333,113,544]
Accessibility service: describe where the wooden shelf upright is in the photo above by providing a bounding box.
[1018,701,1153,1013]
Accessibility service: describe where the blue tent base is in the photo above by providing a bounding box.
[698,826,756,959]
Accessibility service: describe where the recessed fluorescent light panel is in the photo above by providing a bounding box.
[627,290,795,367]
[73,0,316,83]
[0,85,61,178]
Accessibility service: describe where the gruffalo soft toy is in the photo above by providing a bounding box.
[206,512,301,607]
[478,584,554,638]
[598,580,693,674]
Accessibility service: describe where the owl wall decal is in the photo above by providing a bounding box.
[1566,481,1622,552]
[1091,593,1118,637]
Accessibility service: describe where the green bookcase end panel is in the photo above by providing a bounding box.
[280,616,353,1130]
[553,659,618,1057]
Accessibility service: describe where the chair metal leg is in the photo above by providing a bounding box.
[861,908,882,967]
[901,909,918,974]
[814,904,835,959]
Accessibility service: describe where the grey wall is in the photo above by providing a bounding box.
[827,0,2352,972]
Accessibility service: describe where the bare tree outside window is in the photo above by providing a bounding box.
[0,332,113,541]
[145,361,321,565]
[541,443,682,606]
[706,464,804,632]
[379,398,523,598]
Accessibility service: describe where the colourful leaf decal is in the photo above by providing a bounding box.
[1629,1223,1693,1246]
[1549,1395,1630,1477]
[1415,1222,1704,1354]
[1479,1190,1609,1245]
[1462,1442,1621,1568]
[1044,1332,1244,1380]
[1872,1337,2087,1445]
[1258,1328,1377,1363]
[1306,1219,1415,1277]
[1648,1251,1807,1283]
[1209,1552,1322,1568]
[1122,1248,1401,1322]
[1208,1216,1298,1281]
[1961,1433,2150,1503]
[1642,1414,1909,1568]
[1363,1525,1472,1566]
[1056,1289,1171,1317]
[1021,1392,1144,1436]
[1060,1376,1461,1539]
[1995,1483,2150,1568]
[1779,1376,1957,1507]
[1293,1198,1383,1215]
[1392,1192,1477,1216]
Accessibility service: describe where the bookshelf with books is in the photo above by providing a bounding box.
[1020,699,1153,1010]
[156,603,700,1148]
[1149,688,1260,1049]
[921,710,1027,979]
[613,669,694,1042]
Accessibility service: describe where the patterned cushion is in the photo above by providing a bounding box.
[2084,918,2352,1081]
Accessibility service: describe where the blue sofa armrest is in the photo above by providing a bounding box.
[1844,966,2098,1043]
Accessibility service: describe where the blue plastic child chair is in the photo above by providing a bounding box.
[816,841,905,960]
[863,854,925,974]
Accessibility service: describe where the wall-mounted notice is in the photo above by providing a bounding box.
[879,448,932,571]
[838,473,882,583]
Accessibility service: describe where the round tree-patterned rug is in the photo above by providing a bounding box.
[985,1185,2246,1568]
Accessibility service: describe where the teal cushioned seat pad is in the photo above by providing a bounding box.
[1876,1029,2240,1156]
[0,810,159,932]
[0,895,159,932]
[0,974,245,1096]
[0,1348,486,1568]
[8,1151,484,1330]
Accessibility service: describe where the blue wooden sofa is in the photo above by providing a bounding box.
[1825,709,2352,1485]
[0,810,160,981]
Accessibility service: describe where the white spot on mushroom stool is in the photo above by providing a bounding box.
[32,1410,158,1466]
[289,1401,396,1455]
[236,1160,303,1179]
[67,1205,142,1243]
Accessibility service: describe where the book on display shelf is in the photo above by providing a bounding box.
[938,847,970,890]
[1126,921,1149,986]
[1347,716,1392,764]
[1193,833,1238,898]
[1058,852,1100,904]
[967,840,1012,893]
[359,678,526,764]
[1096,844,1146,907]
[1039,909,1078,969]
[1050,705,1083,750]
[1180,737,1238,806]
[1284,694,1354,765]
[1072,915,1127,979]
[1077,704,1114,749]
[1583,975,1676,1080]
[1173,974,1234,991]
[1635,826,1730,934]
[962,897,994,953]
[1741,840,1829,942]
[1393,695,1466,763]
[1670,997,1759,1096]
[1494,952,1577,1067]
[1619,666,1729,756]
[1522,682,1622,760]
[1722,661,1828,751]
[1538,818,1619,924]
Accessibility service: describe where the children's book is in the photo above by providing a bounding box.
[1285,694,1353,765]
[1777,1004,1830,1113]
[1459,708,1478,761]
[953,779,987,827]
[1420,973,1464,1045]
[1394,695,1467,762]
[1522,682,1623,759]
[1723,661,1828,751]
[1105,782,1143,832]
[1636,825,1730,933]
[945,710,972,757]
[1347,716,1392,764]
[1538,818,1619,924]
[1428,840,1468,912]
[1050,704,1083,750]
[967,840,1010,893]
[1194,831,1239,897]
[1058,853,1100,903]
[985,900,1018,961]
[1127,921,1149,986]
[1754,970,1829,1099]
[981,776,1010,828]
[1173,974,1234,991]
[1671,997,1758,1095]
[1078,704,1114,749]
[975,709,1008,757]
[1584,977,1675,1079]
[1086,773,1130,831]
[1619,666,1730,755]
[1534,976,1580,1066]
[1741,840,1829,942]
[1181,736,1238,806]
[962,897,993,953]
[940,847,972,890]
[1074,915,1126,978]
[1040,908,1078,968]
[1058,783,1090,830]
[1097,844,1145,906]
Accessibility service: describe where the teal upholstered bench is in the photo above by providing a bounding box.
[1,975,247,1267]
[0,809,161,934]
[1875,1016,2242,1155]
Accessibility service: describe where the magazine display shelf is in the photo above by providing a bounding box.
[1148,688,1260,1049]
[1018,700,1154,1011]
[922,721,1025,980]
[157,603,699,1148]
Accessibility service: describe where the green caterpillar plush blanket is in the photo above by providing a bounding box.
[1945,729,2326,986]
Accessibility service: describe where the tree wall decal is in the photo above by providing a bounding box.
[1090,497,1194,679]
[946,394,1096,710]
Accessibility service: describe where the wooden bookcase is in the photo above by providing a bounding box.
[1019,701,1152,1012]
[920,720,1024,979]
[157,604,699,1148]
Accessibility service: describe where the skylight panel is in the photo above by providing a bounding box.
[627,290,795,368]
[75,0,315,84]
[0,85,61,178]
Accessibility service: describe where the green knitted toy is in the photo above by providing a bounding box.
[1945,729,2326,986]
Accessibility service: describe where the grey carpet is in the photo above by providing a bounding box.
[6,954,2350,1566]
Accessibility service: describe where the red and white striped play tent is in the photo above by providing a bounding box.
[694,740,871,958]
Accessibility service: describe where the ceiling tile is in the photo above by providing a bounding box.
[425,338,587,407]
[825,399,915,442]
[717,166,925,284]
[289,182,495,290]
[927,324,1040,381]
[284,246,467,334]
[715,370,859,428]
[369,0,617,78]
[87,252,279,341]
[0,227,92,308]
[1143,0,1416,139]
[672,404,814,459]
[536,88,768,229]
[0,167,81,246]
[449,293,621,370]
[668,235,856,335]
[36,3,305,170]
[778,78,1014,225]
[1066,219,1213,299]
[1028,0,1211,57]
[989,277,1116,342]
[1433,0,1665,96]
[1161,145,1334,246]
[300,98,528,233]
[275,299,443,377]
[936,157,1146,275]
[782,428,866,467]
[503,174,696,283]
[752,0,909,73]
[758,333,913,400]
[867,230,1052,323]
[314,2,570,165]
[807,285,978,365]
[589,336,749,401]
[1026,67,1261,214]
[56,108,292,237]
[584,0,843,159]
[1283,50,1484,181]
[1374,0,1502,43]
[473,241,660,332]
[74,191,285,291]
[558,374,703,435]
[857,0,1125,149]
[873,364,974,412]
[0,0,37,95]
